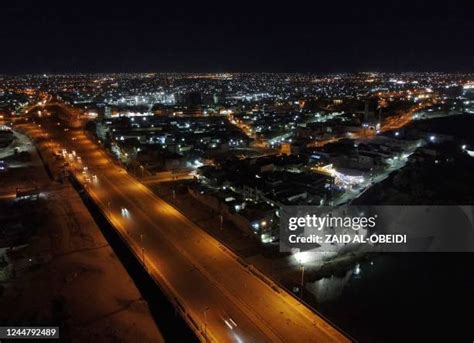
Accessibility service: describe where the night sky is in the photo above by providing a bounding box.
[0,1,473,73]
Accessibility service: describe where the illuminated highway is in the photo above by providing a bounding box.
[19,113,350,343]
[307,99,436,148]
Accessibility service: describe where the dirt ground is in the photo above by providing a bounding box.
[0,131,164,342]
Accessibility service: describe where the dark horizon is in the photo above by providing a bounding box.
[1,1,473,74]
[2,71,474,77]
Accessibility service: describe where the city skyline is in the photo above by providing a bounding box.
[1,71,474,343]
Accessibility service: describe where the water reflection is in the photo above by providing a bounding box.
[306,268,353,303]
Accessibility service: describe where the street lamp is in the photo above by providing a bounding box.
[300,262,305,298]
[203,307,210,342]
[140,233,145,269]
[295,251,308,299]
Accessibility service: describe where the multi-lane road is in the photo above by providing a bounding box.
[19,112,350,343]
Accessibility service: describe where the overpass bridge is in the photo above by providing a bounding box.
[20,116,352,343]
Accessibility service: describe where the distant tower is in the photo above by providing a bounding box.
[363,101,370,123]
[362,100,380,132]
[104,106,112,118]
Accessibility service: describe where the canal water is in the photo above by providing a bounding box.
[304,253,474,342]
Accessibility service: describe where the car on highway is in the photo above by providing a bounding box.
[121,207,130,217]
[219,311,238,331]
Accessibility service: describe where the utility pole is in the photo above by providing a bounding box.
[300,263,305,299]
[203,307,210,342]
[140,233,145,269]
